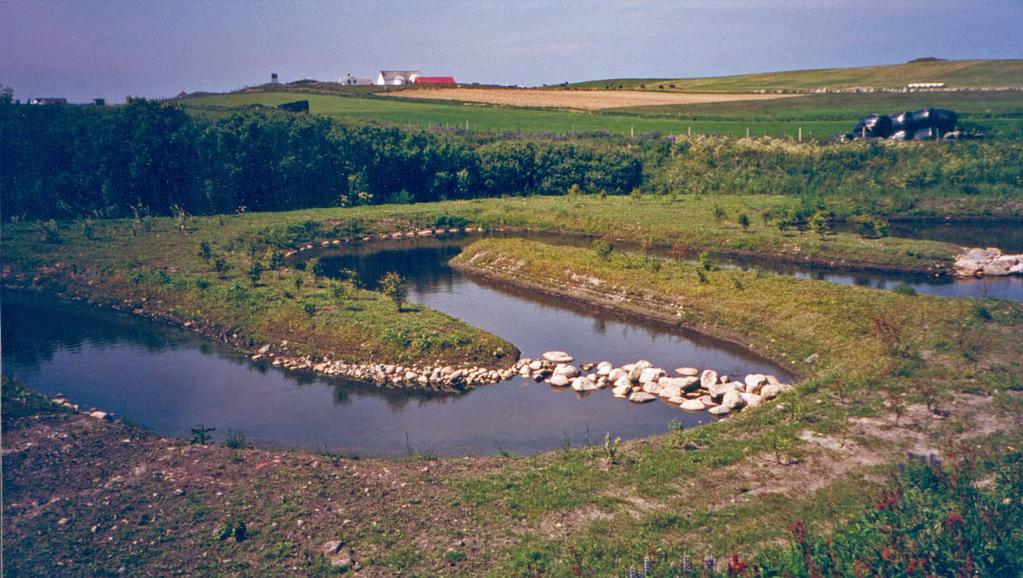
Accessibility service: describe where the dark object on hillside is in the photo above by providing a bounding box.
[887,111,912,131]
[851,108,958,141]
[277,100,309,113]
[910,108,957,132]
[907,57,946,63]
[852,114,893,138]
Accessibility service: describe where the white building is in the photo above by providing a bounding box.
[375,70,421,86]
[340,74,373,86]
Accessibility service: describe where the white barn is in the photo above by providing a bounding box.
[375,70,421,86]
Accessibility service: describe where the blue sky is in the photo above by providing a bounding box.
[2,0,1021,102]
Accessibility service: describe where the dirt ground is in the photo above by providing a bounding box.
[387,87,800,111]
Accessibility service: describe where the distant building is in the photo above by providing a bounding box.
[29,97,67,105]
[271,73,279,84]
[340,74,373,86]
[907,82,945,89]
[375,70,421,86]
[414,76,456,85]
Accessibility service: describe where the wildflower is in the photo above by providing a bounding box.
[944,510,965,530]
[788,520,808,543]
[875,488,902,511]
[704,556,716,573]
[726,553,749,575]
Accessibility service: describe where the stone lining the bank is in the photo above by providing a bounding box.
[954,247,1023,277]
[521,352,793,416]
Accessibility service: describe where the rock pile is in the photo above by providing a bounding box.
[954,247,1023,277]
[523,352,793,416]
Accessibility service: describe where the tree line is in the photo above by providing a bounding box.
[0,99,643,219]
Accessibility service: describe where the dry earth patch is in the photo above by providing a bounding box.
[387,87,801,111]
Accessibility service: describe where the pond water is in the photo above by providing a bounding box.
[887,219,1023,254]
[2,250,787,457]
[4,221,1017,457]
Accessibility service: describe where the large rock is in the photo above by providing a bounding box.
[553,364,580,379]
[628,391,657,403]
[629,360,652,382]
[608,368,628,382]
[675,367,700,377]
[744,374,767,391]
[679,399,705,411]
[322,541,354,568]
[596,361,614,376]
[707,381,733,399]
[613,375,632,389]
[612,385,631,398]
[549,374,570,387]
[760,384,782,399]
[708,405,730,416]
[720,388,745,411]
[700,369,719,390]
[641,381,662,395]
[639,367,666,385]
[741,392,764,408]
[542,351,574,363]
[571,377,599,392]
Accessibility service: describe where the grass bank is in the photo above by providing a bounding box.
[448,237,1023,574]
[1,211,518,382]
[0,193,979,392]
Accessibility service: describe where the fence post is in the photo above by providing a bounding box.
[798,127,803,142]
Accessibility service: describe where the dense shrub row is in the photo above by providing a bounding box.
[658,136,1023,199]
[4,99,1020,220]
[0,99,643,218]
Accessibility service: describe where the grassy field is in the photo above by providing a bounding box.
[4,233,1021,575]
[572,59,1023,92]
[183,88,1023,138]
[183,91,851,138]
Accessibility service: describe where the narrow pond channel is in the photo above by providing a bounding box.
[4,222,1017,457]
[2,242,788,457]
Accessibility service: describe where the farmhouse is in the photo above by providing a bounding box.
[375,70,421,86]
[414,76,456,85]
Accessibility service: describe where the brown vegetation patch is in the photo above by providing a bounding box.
[387,87,800,111]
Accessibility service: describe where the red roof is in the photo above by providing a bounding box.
[414,76,456,85]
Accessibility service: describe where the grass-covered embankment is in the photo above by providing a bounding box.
[447,237,1023,574]
[0,195,967,376]
[0,211,518,380]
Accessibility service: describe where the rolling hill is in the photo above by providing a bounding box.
[573,59,1023,92]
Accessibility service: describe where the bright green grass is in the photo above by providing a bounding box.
[184,88,1023,138]
[182,92,852,139]
[573,59,1023,92]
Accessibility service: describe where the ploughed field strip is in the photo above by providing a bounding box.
[385,87,801,111]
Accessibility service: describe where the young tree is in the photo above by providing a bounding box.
[198,241,212,263]
[737,212,751,231]
[378,272,408,311]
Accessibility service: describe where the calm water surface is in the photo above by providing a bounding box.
[4,222,1017,456]
[2,243,787,457]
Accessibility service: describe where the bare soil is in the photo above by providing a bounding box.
[387,87,800,111]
